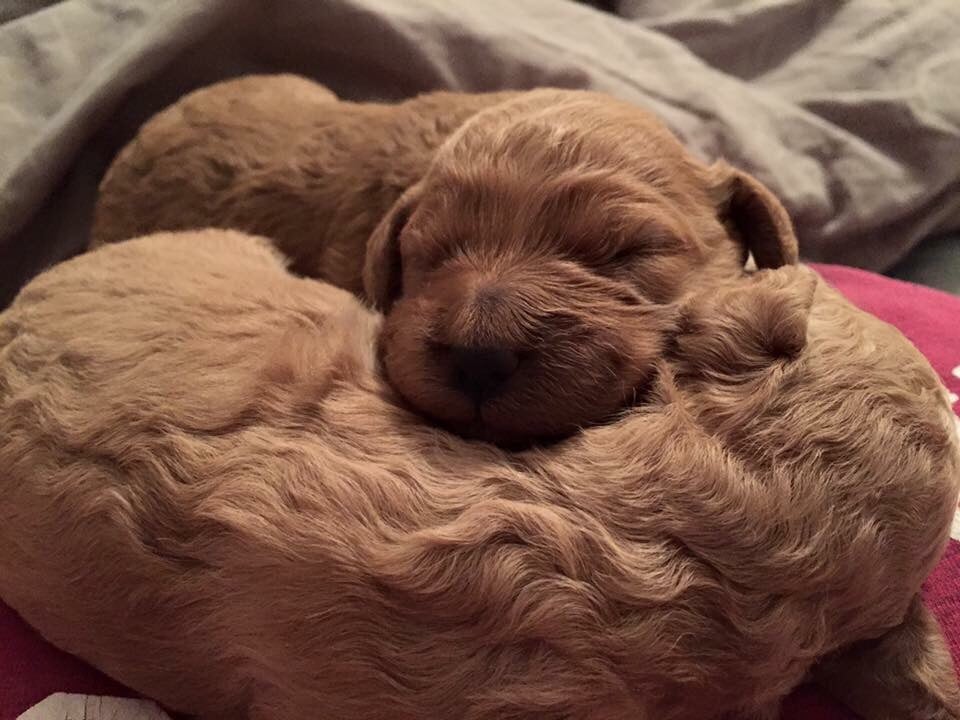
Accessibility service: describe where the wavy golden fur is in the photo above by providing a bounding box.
[91,75,797,445]
[1,232,958,719]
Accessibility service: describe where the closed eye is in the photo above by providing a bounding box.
[568,244,645,272]
[571,249,648,306]
[608,246,645,266]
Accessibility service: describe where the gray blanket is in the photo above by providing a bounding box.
[2,0,959,306]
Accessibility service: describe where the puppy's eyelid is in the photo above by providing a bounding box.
[609,246,644,263]
[601,243,658,269]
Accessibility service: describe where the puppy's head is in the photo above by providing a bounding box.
[364,92,798,446]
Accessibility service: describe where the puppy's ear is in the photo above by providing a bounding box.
[707,161,799,269]
[363,183,423,311]
[813,595,960,720]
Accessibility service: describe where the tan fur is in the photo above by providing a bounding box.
[90,74,518,295]
[1,231,958,719]
[91,75,798,445]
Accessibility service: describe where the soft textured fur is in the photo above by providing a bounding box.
[1,231,958,720]
[91,75,797,445]
[91,75,516,295]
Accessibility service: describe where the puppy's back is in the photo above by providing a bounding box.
[2,235,958,720]
[91,75,519,294]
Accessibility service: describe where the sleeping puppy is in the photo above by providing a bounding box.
[92,76,797,445]
[365,89,797,445]
[1,231,957,720]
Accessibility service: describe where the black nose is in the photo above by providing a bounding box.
[450,346,519,402]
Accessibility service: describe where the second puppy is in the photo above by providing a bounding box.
[93,76,797,445]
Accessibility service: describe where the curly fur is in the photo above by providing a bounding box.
[90,75,517,295]
[91,75,798,445]
[1,231,958,719]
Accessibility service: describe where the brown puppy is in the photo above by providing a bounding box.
[92,76,797,445]
[1,232,957,720]
[366,90,796,445]
[92,75,516,296]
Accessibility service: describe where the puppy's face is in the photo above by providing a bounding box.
[365,93,798,446]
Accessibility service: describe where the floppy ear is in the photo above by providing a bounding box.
[708,161,799,269]
[363,183,424,312]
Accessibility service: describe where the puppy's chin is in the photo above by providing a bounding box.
[447,394,645,450]
[379,298,668,447]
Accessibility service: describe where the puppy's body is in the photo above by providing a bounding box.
[92,75,518,295]
[93,76,798,445]
[1,232,957,720]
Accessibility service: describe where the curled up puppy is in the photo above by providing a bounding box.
[1,233,958,720]
[92,76,797,446]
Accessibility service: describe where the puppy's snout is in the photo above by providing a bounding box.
[450,346,519,403]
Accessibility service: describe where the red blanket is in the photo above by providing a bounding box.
[3,264,959,720]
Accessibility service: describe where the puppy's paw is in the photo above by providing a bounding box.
[813,595,960,719]
[674,265,817,379]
